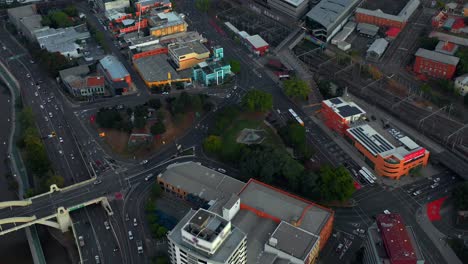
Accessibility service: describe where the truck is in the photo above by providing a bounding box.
[136,240,143,254]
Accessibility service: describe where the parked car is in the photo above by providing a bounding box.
[383,210,391,215]
[78,236,85,247]
[104,221,110,230]
[128,231,133,240]
[133,218,137,227]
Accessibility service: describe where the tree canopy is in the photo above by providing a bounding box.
[229,60,241,74]
[147,98,162,110]
[453,182,468,211]
[150,122,166,136]
[283,77,311,100]
[317,165,355,202]
[203,135,222,154]
[241,89,273,112]
[195,0,211,12]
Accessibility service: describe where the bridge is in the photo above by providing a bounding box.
[0,178,113,236]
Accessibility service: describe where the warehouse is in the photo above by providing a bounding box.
[305,0,360,42]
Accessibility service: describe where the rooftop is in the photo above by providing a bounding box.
[347,125,396,156]
[168,209,246,262]
[183,209,229,243]
[415,48,460,66]
[435,41,458,55]
[7,4,36,19]
[158,162,245,202]
[367,38,389,56]
[86,76,105,87]
[360,0,408,15]
[59,65,90,80]
[149,11,186,30]
[280,0,306,7]
[21,14,43,33]
[269,221,319,261]
[246,34,269,49]
[306,0,360,30]
[169,41,209,58]
[133,54,179,82]
[36,26,91,54]
[323,97,366,119]
[356,0,420,22]
[99,55,129,79]
[376,214,418,263]
[238,179,332,235]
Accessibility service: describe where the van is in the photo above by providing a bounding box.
[128,231,133,240]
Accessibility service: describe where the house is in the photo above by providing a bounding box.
[59,65,105,97]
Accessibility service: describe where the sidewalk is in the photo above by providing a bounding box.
[416,206,462,264]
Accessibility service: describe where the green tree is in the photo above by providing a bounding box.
[134,116,147,129]
[317,165,355,202]
[318,80,333,99]
[241,89,273,112]
[49,11,73,28]
[456,47,468,75]
[453,182,468,211]
[203,135,222,154]
[45,174,65,188]
[150,122,166,135]
[156,226,168,238]
[229,60,241,74]
[284,77,311,100]
[96,108,122,128]
[420,83,432,95]
[152,256,169,264]
[285,123,306,147]
[41,16,52,27]
[150,184,162,199]
[195,0,211,12]
[64,5,78,17]
[147,98,162,109]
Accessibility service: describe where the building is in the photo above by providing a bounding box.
[435,41,458,55]
[133,54,192,88]
[356,0,420,29]
[245,35,269,56]
[305,0,360,42]
[366,38,389,62]
[193,47,232,86]
[35,26,91,58]
[149,11,187,37]
[266,0,310,19]
[135,0,171,13]
[413,48,459,79]
[95,0,129,12]
[159,162,334,264]
[321,97,366,136]
[331,21,356,45]
[168,209,247,264]
[364,213,425,264]
[7,4,44,41]
[347,124,429,179]
[168,41,210,71]
[98,55,132,95]
[357,23,379,38]
[455,74,468,96]
[59,65,105,97]
[322,97,429,179]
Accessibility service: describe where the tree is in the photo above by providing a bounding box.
[229,60,241,74]
[134,116,147,129]
[283,77,311,100]
[45,174,65,188]
[195,0,211,12]
[41,16,52,27]
[241,89,273,112]
[456,47,468,75]
[284,123,306,147]
[318,80,333,99]
[203,135,222,154]
[96,108,122,128]
[147,98,162,110]
[150,184,162,199]
[317,165,355,202]
[453,182,468,211]
[64,5,78,17]
[420,83,432,95]
[150,122,166,135]
[48,11,73,28]
[418,37,439,50]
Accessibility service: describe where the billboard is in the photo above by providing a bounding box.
[404,148,425,161]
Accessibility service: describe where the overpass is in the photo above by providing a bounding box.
[432,151,468,181]
[0,178,113,236]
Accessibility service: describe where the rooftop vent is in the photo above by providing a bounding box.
[269,237,278,247]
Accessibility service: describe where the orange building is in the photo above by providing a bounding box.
[148,11,187,37]
[321,97,366,136]
[168,41,210,71]
[346,125,429,180]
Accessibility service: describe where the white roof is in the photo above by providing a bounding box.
[281,0,306,7]
[246,34,268,48]
[455,74,468,86]
[367,38,389,56]
[238,31,250,39]
[415,48,459,66]
[306,0,360,31]
[398,136,419,150]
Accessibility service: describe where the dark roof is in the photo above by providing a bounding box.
[347,125,395,156]
[377,214,417,263]
[337,105,363,117]
[329,97,342,104]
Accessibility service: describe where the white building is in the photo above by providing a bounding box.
[455,74,468,96]
[267,0,310,19]
[95,0,129,12]
[35,26,91,58]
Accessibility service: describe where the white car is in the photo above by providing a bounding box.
[34,92,38,97]
[217,168,226,173]
[128,231,133,240]
[26,73,30,78]
[59,137,64,143]
[58,150,63,155]
[383,210,391,215]
[413,190,422,196]
[49,112,53,118]
[431,183,439,189]
[104,221,110,230]
[433,178,440,183]
[44,116,49,122]
[40,105,44,109]
[133,218,138,227]
[140,160,148,165]
[70,154,75,160]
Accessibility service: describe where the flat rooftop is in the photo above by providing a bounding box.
[323,97,366,119]
[99,55,129,79]
[246,34,269,49]
[158,162,245,202]
[169,41,209,57]
[357,0,420,22]
[184,209,229,243]
[168,209,246,262]
[270,221,319,261]
[360,0,408,15]
[306,0,360,30]
[133,54,192,82]
[238,179,332,235]
[415,48,460,66]
[347,124,395,156]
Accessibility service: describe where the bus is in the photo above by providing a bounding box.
[288,109,304,126]
[361,167,377,180]
[359,170,374,184]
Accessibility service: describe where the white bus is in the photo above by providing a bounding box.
[359,170,374,184]
[288,109,304,126]
[361,167,377,180]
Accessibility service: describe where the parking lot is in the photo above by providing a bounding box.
[215,1,292,47]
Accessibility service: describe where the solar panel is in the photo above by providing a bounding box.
[349,126,394,155]
[337,105,363,117]
[329,98,342,104]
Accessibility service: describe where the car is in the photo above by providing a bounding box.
[434,178,440,183]
[2,46,6,50]
[383,209,391,215]
[104,221,110,230]
[59,137,64,143]
[55,105,59,110]
[116,104,124,110]
[136,240,143,254]
[413,190,422,196]
[128,231,133,240]
[48,112,53,118]
[336,243,343,252]
[44,116,48,122]
[30,60,35,64]
[113,246,119,252]
[93,180,102,185]
[26,73,30,78]
[357,229,365,234]
[133,218,137,226]
[226,93,231,98]
[78,236,85,247]
[217,168,226,173]
[145,174,154,181]
[125,214,129,221]
[140,160,148,165]
[95,255,100,264]
[70,154,75,160]
[58,150,63,155]
[34,92,38,97]
[40,105,44,109]
[431,183,439,189]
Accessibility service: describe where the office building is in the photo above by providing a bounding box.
[98,55,132,95]
[364,213,425,264]
[413,48,459,79]
[135,0,171,13]
[160,162,334,264]
[7,4,44,41]
[168,41,210,71]
[133,54,192,88]
[35,26,91,58]
[305,0,360,42]
[356,0,420,29]
[149,11,187,37]
[193,46,232,86]
[455,74,468,96]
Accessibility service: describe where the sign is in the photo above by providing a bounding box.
[404,148,426,161]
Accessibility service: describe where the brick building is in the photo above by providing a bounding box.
[355,0,420,29]
[321,97,366,135]
[413,48,459,79]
